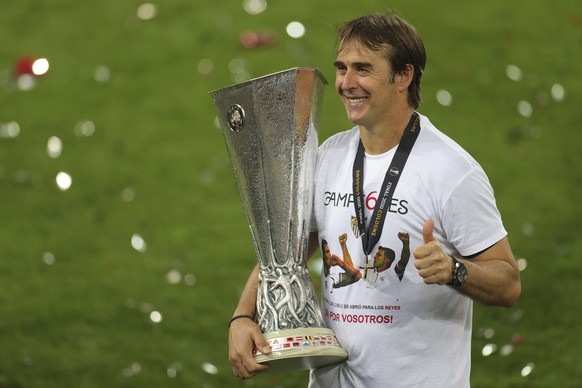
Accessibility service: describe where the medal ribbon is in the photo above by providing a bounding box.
[352,112,421,256]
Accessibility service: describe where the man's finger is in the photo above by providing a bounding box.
[422,218,435,244]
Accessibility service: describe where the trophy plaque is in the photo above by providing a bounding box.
[210,68,348,371]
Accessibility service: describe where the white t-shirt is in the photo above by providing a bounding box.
[309,113,507,388]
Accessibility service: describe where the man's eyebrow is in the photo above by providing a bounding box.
[333,61,372,69]
[352,61,372,69]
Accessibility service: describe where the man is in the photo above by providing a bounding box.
[394,232,411,280]
[322,234,362,289]
[228,11,521,387]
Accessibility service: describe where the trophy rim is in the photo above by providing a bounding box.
[256,351,348,372]
[253,327,348,371]
[208,66,328,95]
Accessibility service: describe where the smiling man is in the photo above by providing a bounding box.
[227,11,521,387]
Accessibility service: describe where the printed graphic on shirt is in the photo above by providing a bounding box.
[324,191,409,215]
[322,228,411,289]
[323,297,400,325]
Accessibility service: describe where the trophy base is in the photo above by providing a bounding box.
[254,327,348,372]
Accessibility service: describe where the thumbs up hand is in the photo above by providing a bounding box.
[413,219,455,285]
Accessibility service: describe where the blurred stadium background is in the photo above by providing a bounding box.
[1,0,580,387]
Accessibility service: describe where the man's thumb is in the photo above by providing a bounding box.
[254,332,271,355]
[422,219,435,244]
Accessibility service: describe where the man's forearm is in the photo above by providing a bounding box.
[307,231,319,260]
[458,238,521,307]
[233,264,260,317]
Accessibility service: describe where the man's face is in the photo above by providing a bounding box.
[374,249,394,269]
[334,40,398,130]
[373,250,386,267]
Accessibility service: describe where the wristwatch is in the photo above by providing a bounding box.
[448,256,468,287]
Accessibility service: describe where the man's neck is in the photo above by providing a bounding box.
[359,108,415,155]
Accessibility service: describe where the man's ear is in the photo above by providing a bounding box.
[396,64,414,92]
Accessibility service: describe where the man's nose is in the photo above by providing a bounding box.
[339,69,357,91]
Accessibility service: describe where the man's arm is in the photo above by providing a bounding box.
[228,264,270,379]
[459,236,521,307]
[414,219,521,307]
[307,231,320,260]
[228,231,320,379]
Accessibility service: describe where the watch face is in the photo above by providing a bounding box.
[457,265,468,284]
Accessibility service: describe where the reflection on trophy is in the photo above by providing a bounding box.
[210,68,348,371]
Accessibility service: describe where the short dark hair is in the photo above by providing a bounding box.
[378,246,395,261]
[321,239,329,254]
[336,11,426,109]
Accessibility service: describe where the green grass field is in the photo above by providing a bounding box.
[1,1,581,387]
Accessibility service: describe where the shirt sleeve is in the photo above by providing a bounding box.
[441,167,507,257]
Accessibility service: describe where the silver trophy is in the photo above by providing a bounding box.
[210,68,347,371]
